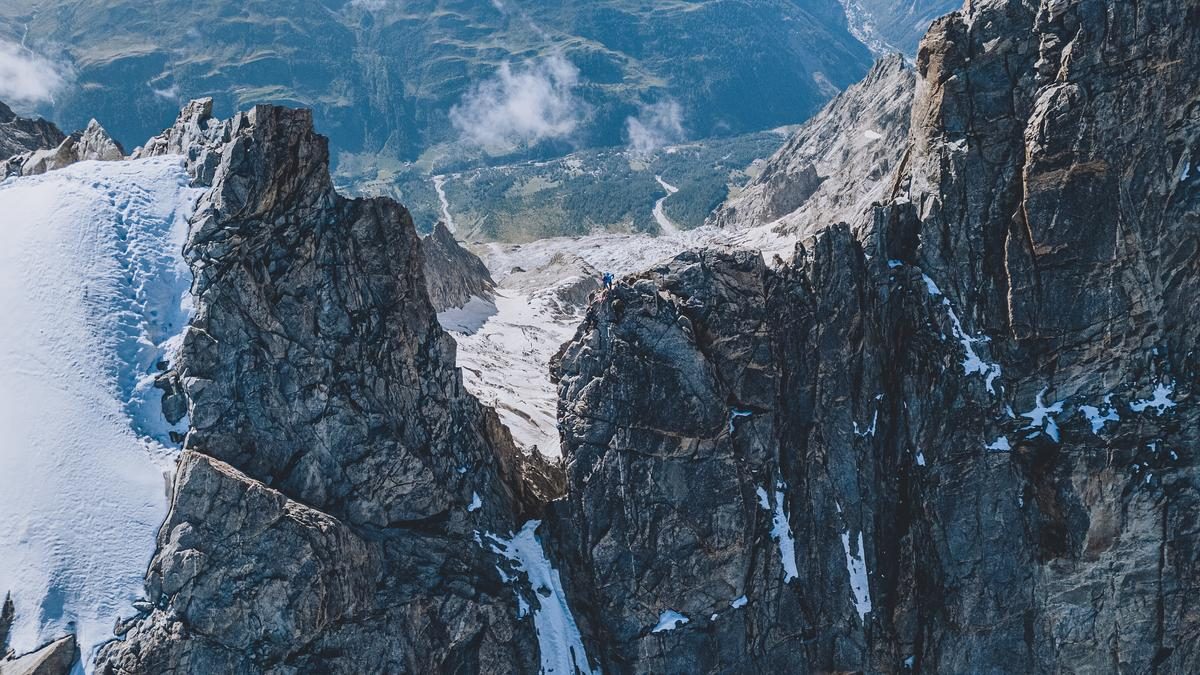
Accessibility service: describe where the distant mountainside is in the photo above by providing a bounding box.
[840,0,961,53]
[0,0,872,166]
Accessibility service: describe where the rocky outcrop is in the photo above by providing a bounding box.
[0,101,65,160]
[708,54,915,240]
[504,252,603,316]
[131,97,229,185]
[8,120,125,176]
[421,221,495,312]
[81,0,1200,670]
[0,636,78,675]
[0,594,11,657]
[95,104,548,674]
[546,0,1200,672]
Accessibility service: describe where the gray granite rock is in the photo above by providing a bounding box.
[0,636,77,675]
[709,54,915,241]
[0,101,65,161]
[132,97,229,185]
[11,120,125,176]
[94,104,544,675]
[91,0,1200,671]
[421,221,495,312]
[546,0,1200,672]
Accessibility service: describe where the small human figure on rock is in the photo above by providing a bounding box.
[602,271,614,289]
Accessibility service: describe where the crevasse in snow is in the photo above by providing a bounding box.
[485,521,598,675]
[0,156,201,668]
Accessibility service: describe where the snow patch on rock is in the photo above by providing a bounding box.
[922,274,1002,393]
[1130,382,1176,416]
[841,530,873,622]
[652,610,690,633]
[1021,388,1065,442]
[986,436,1012,452]
[1079,394,1120,434]
[758,482,799,583]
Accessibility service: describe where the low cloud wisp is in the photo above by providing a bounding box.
[0,40,65,107]
[625,99,685,156]
[451,55,588,155]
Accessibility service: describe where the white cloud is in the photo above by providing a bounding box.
[450,55,587,154]
[625,99,685,156]
[151,85,179,100]
[0,40,65,106]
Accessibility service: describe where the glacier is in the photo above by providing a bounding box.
[0,156,199,667]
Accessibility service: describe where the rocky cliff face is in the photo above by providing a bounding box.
[421,222,496,313]
[79,0,1200,671]
[840,0,962,53]
[93,104,555,674]
[0,103,123,177]
[545,0,1200,671]
[0,102,65,159]
[0,635,78,675]
[5,120,125,177]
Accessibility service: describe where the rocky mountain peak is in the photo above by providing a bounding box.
[542,0,1199,670]
[94,102,555,674]
[3,0,1196,672]
[420,220,496,313]
[708,52,916,240]
[0,102,66,160]
[1,108,125,178]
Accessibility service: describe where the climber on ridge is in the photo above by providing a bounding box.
[602,271,614,289]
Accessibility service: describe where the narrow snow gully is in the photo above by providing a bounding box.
[0,156,201,668]
[482,521,599,675]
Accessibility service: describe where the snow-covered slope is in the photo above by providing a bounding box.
[0,157,200,667]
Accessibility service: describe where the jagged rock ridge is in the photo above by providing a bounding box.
[0,102,64,159]
[1,104,124,177]
[543,0,1200,671]
[421,221,496,313]
[94,104,557,674]
[23,0,1194,670]
[0,636,78,675]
